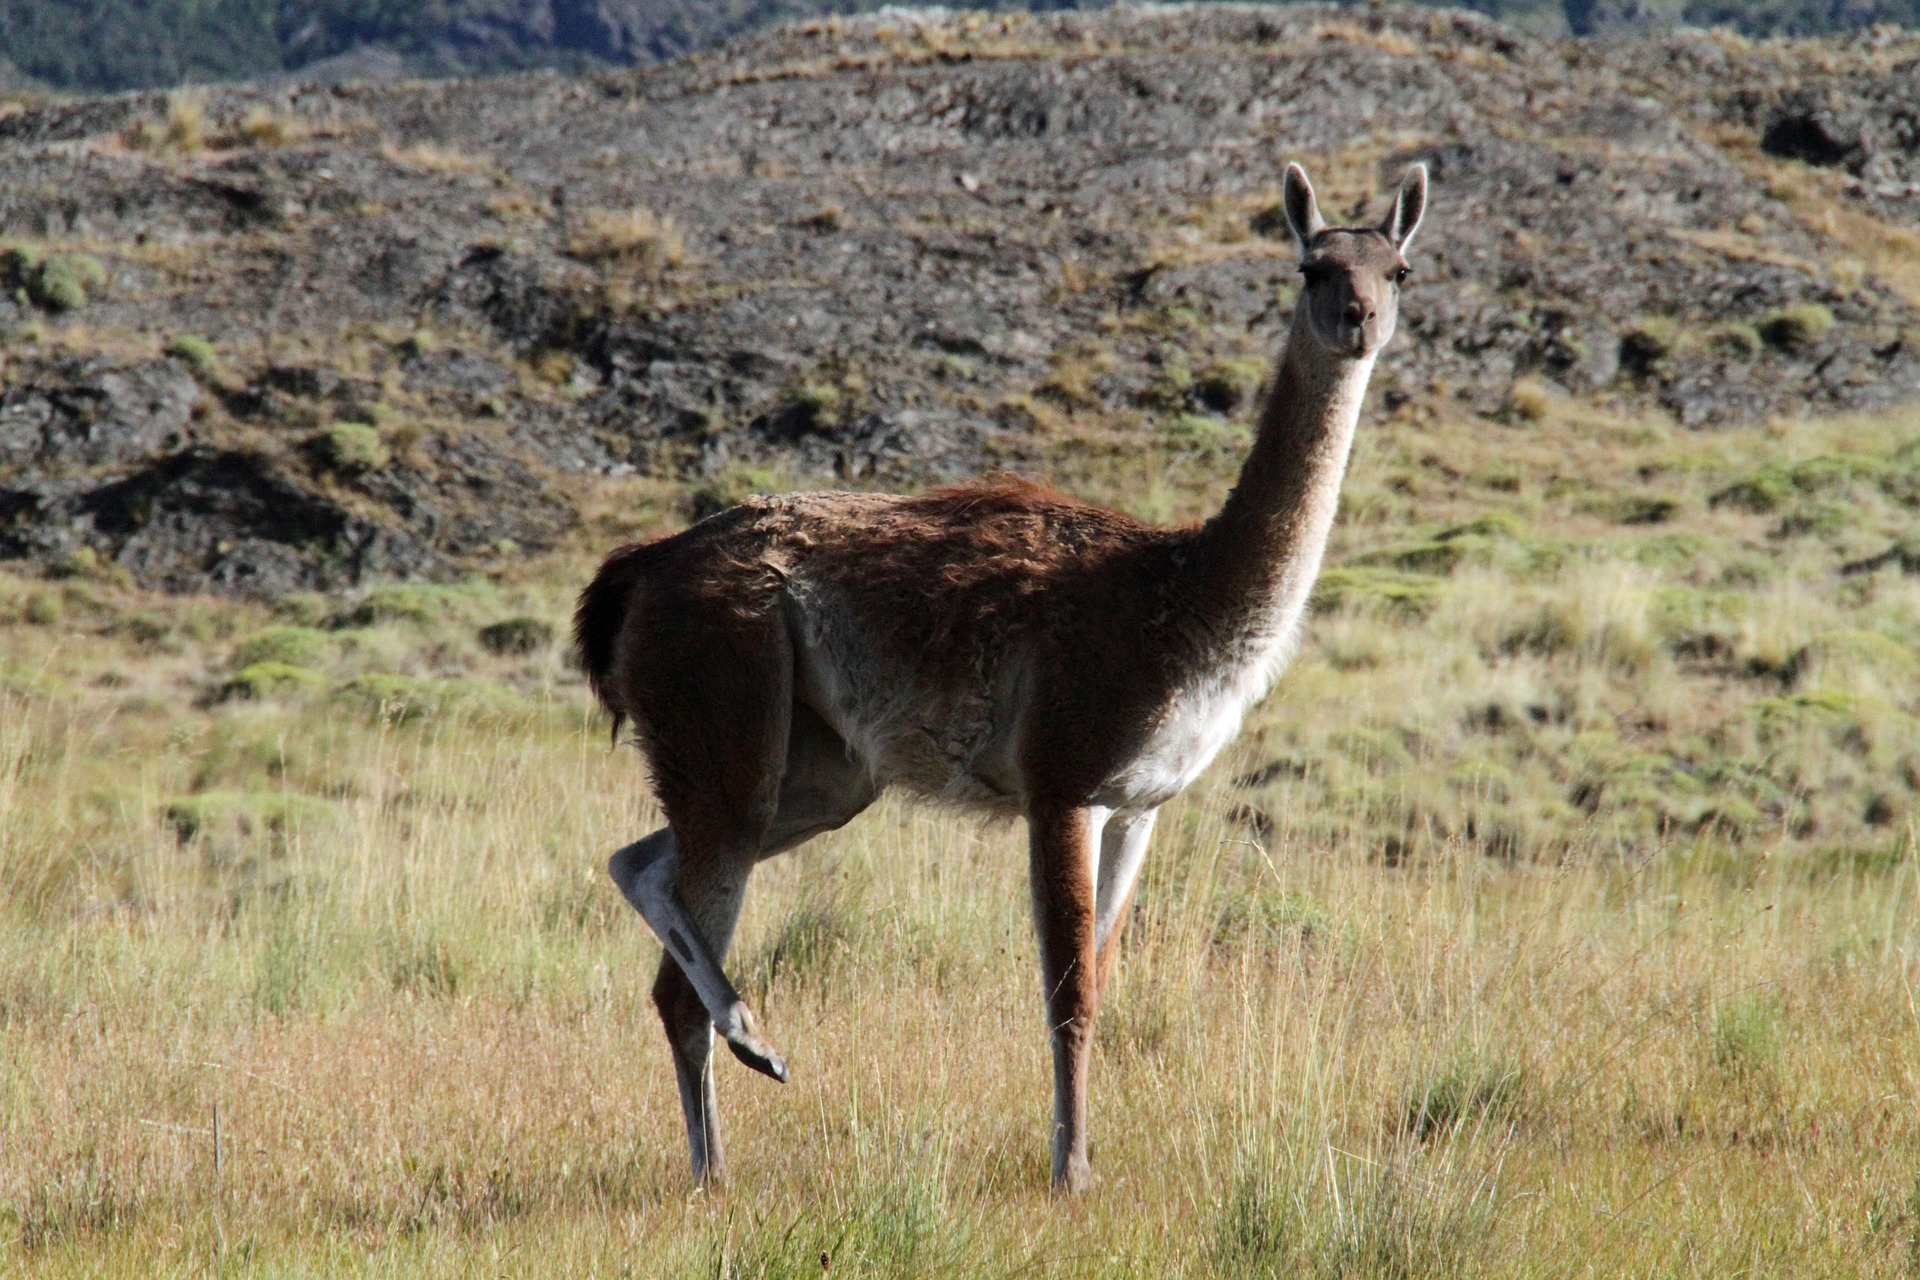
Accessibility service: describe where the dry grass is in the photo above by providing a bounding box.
[3,389,1920,1275]
[567,208,688,272]
[381,142,496,175]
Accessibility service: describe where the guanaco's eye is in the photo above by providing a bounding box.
[1394,266,1412,285]
[1301,262,1331,286]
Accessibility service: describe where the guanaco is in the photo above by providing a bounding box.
[576,161,1428,1192]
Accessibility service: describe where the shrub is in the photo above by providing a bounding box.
[1713,454,1889,513]
[231,625,332,670]
[1758,303,1835,351]
[4,249,107,312]
[1,243,43,306]
[477,616,553,656]
[1716,322,1763,359]
[1212,888,1345,953]
[1313,567,1445,617]
[220,662,325,701]
[165,790,338,842]
[388,934,463,997]
[1599,496,1681,525]
[331,673,522,725]
[1711,468,1793,512]
[792,379,844,428]
[1503,376,1554,422]
[343,582,493,628]
[1160,413,1251,456]
[1404,1055,1525,1139]
[689,464,778,521]
[1619,317,1676,377]
[272,592,333,627]
[165,334,222,379]
[314,423,390,474]
[1192,357,1267,414]
[1711,998,1782,1076]
[24,592,61,626]
[1356,516,1528,577]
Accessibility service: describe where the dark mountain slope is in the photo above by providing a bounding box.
[2,0,1918,93]
[1,6,1916,595]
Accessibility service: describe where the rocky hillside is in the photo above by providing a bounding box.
[1,5,1917,597]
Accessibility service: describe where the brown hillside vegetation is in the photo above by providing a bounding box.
[1,6,1918,1275]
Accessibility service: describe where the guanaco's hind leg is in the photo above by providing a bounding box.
[647,854,752,1184]
[1028,803,1100,1194]
[610,831,787,1082]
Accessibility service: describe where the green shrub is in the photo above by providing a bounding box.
[165,790,338,842]
[315,423,390,473]
[1619,316,1676,376]
[1604,496,1681,525]
[32,254,106,311]
[1404,1055,1525,1139]
[1751,689,1869,746]
[1,242,44,284]
[3,247,107,312]
[1757,303,1835,351]
[23,592,61,626]
[220,662,326,701]
[330,673,449,723]
[1312,567,1444,617]
[1356,517,1528,577]
[231,625,332,670]
[1160,413,1251,455]
[272,593,333,627]
[1715,322,1763,359]
[477,616,553,656]
[741,891,862,1001]
[793,379,843,427]
[1711,998,1782,1076]
[388,934,463,998]
[344,581,494,628]
[165,334,222,379]
[330,673,522,724]
[1710,468,1793,512]
[1708,454,1879,514]
[689,464,778,521]
[1212,888,1345,953]
[1191,357,1266,414]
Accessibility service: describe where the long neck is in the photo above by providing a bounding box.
[1189,304,1375,638]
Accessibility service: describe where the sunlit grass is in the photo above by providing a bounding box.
[2,392,1920,1275]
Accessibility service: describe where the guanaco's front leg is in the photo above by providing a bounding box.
[1093,808,1157,997]
[1028,802,1100,1194]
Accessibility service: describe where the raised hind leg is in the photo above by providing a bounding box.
[608,697,877,1186]
[610,830,786,1084]
[643,846,753,1185]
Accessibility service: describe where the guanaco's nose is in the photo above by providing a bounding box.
[1343,300,1372,325]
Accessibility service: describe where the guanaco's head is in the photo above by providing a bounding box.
[1283,162,1427,360]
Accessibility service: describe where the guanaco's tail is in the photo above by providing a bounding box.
[574,541,656,747]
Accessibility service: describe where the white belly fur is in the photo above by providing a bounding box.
[1096,628,1300,810]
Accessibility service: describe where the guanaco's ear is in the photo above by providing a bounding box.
[1381,163,1427,253]
[1283,162,1324,257]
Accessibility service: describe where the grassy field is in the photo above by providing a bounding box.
[3,380,1919,1276]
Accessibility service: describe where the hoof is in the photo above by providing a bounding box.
[726,1033,789,1082]
[719,1001,788,1082]
[1052,1155,1092,1196]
